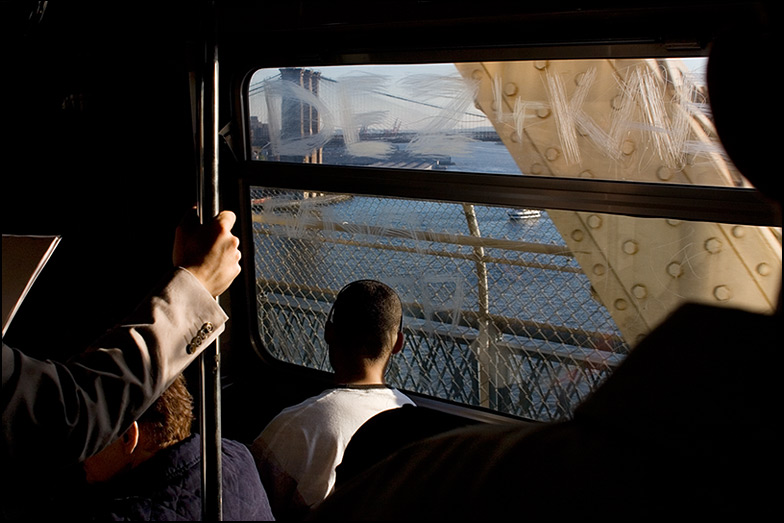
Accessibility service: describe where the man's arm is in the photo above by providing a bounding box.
[2,269,224,469]
[2,210,241,470]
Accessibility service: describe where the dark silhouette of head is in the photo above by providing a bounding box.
[325,280,404,383]
[708,15,780,205]
[82,375,193,484]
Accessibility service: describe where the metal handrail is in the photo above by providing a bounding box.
[256,279,627,356]
[196,1,222,520]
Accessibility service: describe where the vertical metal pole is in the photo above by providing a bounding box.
[198,1,223,520]
[462,203,492,408]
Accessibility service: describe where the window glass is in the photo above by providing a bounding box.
[250,187,781,420]
[249,58,751,188]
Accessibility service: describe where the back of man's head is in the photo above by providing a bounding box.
[138,374,194,451]
[327,279,403,361]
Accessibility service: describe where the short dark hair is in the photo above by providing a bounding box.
[137,374,194,450]
[327,280,403,360]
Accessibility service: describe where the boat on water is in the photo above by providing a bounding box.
[508,209,542,220]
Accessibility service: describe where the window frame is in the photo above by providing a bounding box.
[229,18,782,420]
[238,162,778,226]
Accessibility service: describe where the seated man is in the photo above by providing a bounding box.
[250,279,414,520]
[75,374,274,521]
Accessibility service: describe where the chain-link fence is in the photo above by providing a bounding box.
[251,187,628,421]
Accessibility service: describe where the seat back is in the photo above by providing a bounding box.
[335,404,478,487]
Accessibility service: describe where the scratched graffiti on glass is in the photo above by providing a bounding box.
[248,60,781,421]
[249,59,747,187]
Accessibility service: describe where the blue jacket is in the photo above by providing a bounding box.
[77,434,274,521]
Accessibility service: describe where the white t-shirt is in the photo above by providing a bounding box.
[250,385,414,518]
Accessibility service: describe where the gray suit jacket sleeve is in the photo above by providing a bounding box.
[1,268,228,470]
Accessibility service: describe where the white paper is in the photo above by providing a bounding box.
[2,234,62,337]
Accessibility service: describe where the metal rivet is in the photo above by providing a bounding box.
[656,165,675,181]
[545,148,560,161]
[757,262,772,276]
[531,163,545,175]
[632,284,648,299]
[587,215,602,229]
[622,140,636,156]
[611,94,625,110]
[571,229,585,242]
[614,298,628,311]
[536,107,551,118]
[713,285,732,301]
[622,240,639,255]
[667,262,683,278]
[704,237,722,254]
[593,264,606,276]
[732,226,745,238]
[666,219,681,227]
[534,60,549,70]
[579,170,594,178]
[503,82,518,96]
[471,69,484,80]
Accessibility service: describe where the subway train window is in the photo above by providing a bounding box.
[248,58,749,187]
[242,58,781,421]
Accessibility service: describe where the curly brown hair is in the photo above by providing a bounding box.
[137,374,194,450]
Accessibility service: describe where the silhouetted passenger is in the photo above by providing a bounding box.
[72,375,274,521]
[250,280,414,520]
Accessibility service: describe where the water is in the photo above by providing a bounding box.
[441,139,523,175]
[253,139,618,333]
[251,139,627,419]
